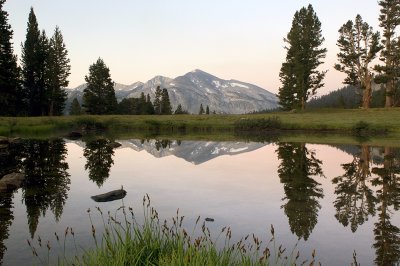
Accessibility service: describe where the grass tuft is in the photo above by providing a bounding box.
[27,196,319,265]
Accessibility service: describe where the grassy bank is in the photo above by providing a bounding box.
[1,108,400,138]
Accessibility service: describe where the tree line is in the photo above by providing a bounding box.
[279,1,400,110]
[0,3,70,116]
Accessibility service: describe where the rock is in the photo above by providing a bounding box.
[0,136,9,145]
[91,189,127,202]
[205,217,215,222]
[108,142,122,149]
[0,172,25,192]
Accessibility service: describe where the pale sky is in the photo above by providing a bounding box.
[4,1,381,95]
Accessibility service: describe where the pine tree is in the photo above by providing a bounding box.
[375,0,400,107]
[47,26,70,116]
[153,86,162,115]
[278,4,327,110]
[0,0,21,116]
[69,97,81,115]
[21,7,42,116]
[198,104,204,115]
[161,88,172,114]
[146,94,155,114]
[206,105,210,114]
[335,15,382,109]
[83,58,117,114]
[174,104,183,114]
[37,30,49,116]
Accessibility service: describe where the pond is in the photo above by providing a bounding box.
[0,137,399,265]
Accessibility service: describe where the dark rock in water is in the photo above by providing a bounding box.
[108,142,122,149]
[91,189,127,202]
[0,136,9,145]
[66,131,83,139]
[0,172,25,192]
[205,217,214,222]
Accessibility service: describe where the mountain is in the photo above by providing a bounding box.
[65,69,278,114]
[69,139,267,165]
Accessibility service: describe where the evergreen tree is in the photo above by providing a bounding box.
[21,8,43,116]
[69,97,81,115]
[375,0,400,107]
[278,4,327,110]
[83,58,117,114]
[153,86,162,115]
[174,104,183,114]
[0,0,21,116]
[199,103,204,115]
[206,105,210,114]
[146,94,155,114]
[37,30,49,116]
[47,26,70,116]
[161,88,172,114]
[335,15,382,109]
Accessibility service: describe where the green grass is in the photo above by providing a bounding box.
[1,108,400,139]
[28,196,320,266]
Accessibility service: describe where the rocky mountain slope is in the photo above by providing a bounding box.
[65,69,278,114]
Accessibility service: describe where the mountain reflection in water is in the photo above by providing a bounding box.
[0,138,399,265]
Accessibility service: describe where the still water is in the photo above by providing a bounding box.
[0,138,399,265]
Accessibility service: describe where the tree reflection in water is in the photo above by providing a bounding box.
[333,145,400,265]
[276,143,324,240]
[83,138,115,187]
[21,139,70,238]
[371,147,400,266]
[0,192,13,265]
[332,145,377,232]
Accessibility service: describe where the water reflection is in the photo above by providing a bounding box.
[0,192,13,265]
[276,143,324,240]
[332,145,400,265]
[21,139,70,238]
[0,139,70,263]
[371,147,400,265]
[332,145,377,232]
[83,138,115,187]
[0,138,400,265]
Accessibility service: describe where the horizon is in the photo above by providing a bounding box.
[5,1,381,96]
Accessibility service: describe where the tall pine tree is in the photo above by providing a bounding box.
[83,58,117,114]
[21,7,42,116]
[278,4,327,110]
[47,26,70,116]
[335,15,382,109]
[0,0,21,116]
[375,0,400,107]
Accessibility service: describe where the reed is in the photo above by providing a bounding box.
[27,195,322,265]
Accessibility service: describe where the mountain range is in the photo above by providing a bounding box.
[65,69,278,114]
[70,139,268,165]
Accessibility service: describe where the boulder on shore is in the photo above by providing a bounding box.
[0,172,25,192]
[91,189,127,202]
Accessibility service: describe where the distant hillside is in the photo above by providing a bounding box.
[307,84,392,109]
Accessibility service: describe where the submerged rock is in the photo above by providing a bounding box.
[0,172,25,192]
[91,189,127,202]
